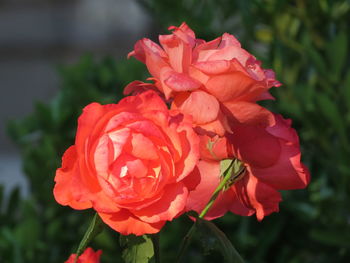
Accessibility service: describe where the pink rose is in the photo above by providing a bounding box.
[128,22,281,135]
[54,91,200,235]
[186,114,310,220]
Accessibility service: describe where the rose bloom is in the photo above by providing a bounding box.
[128,22,281,136]
[65,247,102,263]
[186,114,310,220]
[54,91,199,235]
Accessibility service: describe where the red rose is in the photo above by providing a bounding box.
[128,23,281,135]
[186,114,310,220]
[54,91,199,235]
[65,247,102,263]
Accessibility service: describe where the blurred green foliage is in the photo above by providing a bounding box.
[2,57,147,263]
[2,0,350,262]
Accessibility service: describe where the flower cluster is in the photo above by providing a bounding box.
[54,23,310,237]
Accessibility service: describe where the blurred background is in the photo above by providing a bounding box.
[0,0,349,262]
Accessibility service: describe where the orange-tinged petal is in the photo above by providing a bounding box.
[130,38,168,79]
[172,90,220,124]
[119,90,169,114]
[206,45,251,64]
[126,159,148,178]
[206,72,265,102]
[168,22,196,45]
[159,34,192,73]
[99,210,165,236]
[163,70,202,92]
[218,33,241,48]
[193,37,222,61]
[54,146,92,210]
[91,190,121,213]
[123,80,161,96]
[195,109,231,137]
[130,132,158,160]
[223,101,275,127]
[65,247,102,263]
[76,103,110,155]
[186,160,221,215]
[194,60,231,75]
[199,135,231,161]
[93,129,129,177]
[131,183,188,223]
[168,111,200,181]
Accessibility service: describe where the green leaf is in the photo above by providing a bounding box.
[306,47,327,76]
[1,227,23,263]
[6,187,20,220]
[197,218,245,263]
[326,31,348,81]
[310,229,350,247]
[343,69,350,112]
[316,93,348,145]
[220,159,233,175]
[120,234,155,263]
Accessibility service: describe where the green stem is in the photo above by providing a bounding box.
[176,160,235,262]
[199,161,235,218]
[74,213,103,263]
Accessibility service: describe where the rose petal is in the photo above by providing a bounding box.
[99,210,165,236]
[250,142,310,190]
[131,183,188,223]
[186,160,221,214]
[162,70,202,92]
[76,103,113,155]
[230,125,281,168]
[168,112,200,181]
[199,135,231,161]
[227,189,255,217]
[119,90,169,114]
[185,160,240,221]
[232,172,282,221]
[54,146,92,210]
[207,45,251,65]
[94,129,130,177]
[130,132,158,160]
[172,90,220,124]
[206,72,265,102]
[91,190,121,213]
[222,101,275,127]
[65,247,102,263]
[159,35,192,73]
[218,33,241,48]
[168,22,196,45]
[130,38,168,79]
[194,60,231,75]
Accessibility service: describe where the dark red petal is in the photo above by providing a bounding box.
[232,172,282,221]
